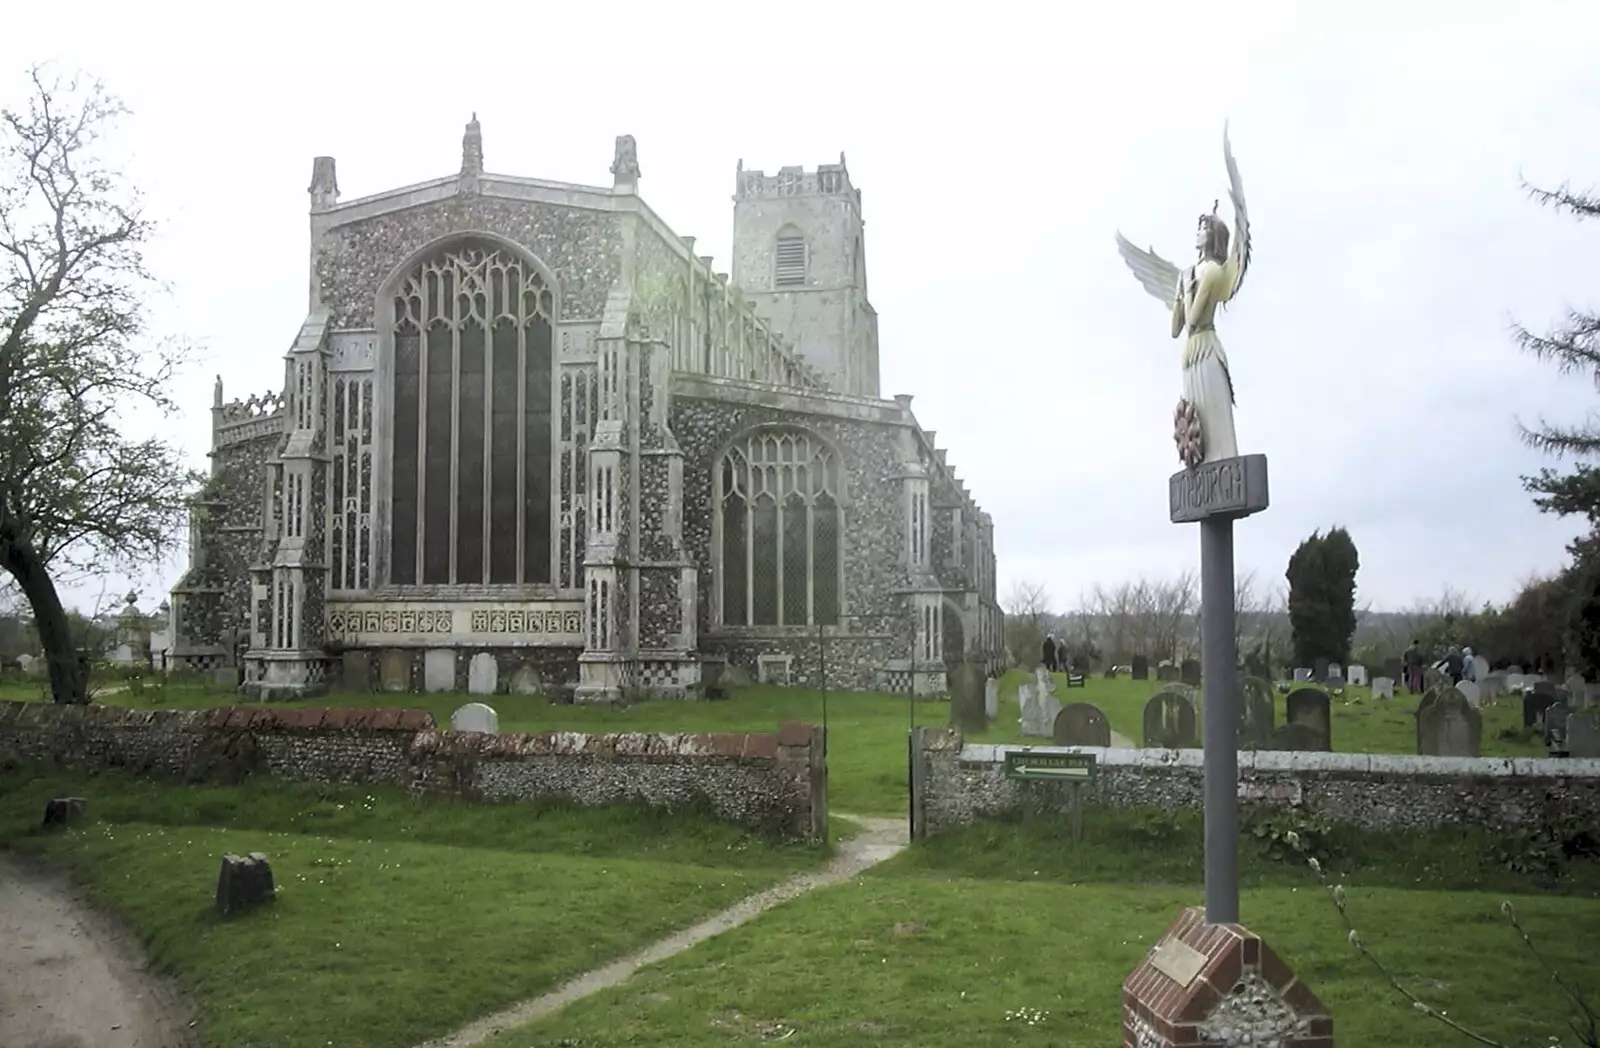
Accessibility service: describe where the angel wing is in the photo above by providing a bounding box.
[1114,231,1180,308]
[1223,121,1251,301]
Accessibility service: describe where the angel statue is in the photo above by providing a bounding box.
[1116,123,1251,469]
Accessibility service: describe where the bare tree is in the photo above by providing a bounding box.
[0,67,198,703]
[1003,579,1052,668]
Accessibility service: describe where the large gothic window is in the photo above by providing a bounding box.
[389,240,554,586]
[718,429,841,627]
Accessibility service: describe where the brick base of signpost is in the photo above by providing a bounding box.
[1122,906,1333,1047]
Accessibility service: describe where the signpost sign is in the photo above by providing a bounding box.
[1004,749,1097,841]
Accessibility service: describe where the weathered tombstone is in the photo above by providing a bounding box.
[450,701,499,734]
[378,649,410,693]
[1326,663,1344,685]
[423,649,456,692]
[1180,658,1202,686]
[467,652,499,695]
[1131,655,1149,680]
[1567,713,1600,758]
[1545,700,1572,753]
[1312,657,1329,682]
[1522,689,1554,728]
[1293,667,1313,682]
[1347,664,1368,687]
[16,652,33,675]
[949,663,987,733]
[1455,680,1481,708]
[1156,661,1179,682]
[1053,702,1112,747]
[1267,722,1323,752]
[1284,688,1331,751]
[1239,675,1275,747]
[217,853,276,918]
[1507,664,1524,676]
[1566,674,1587,703]
[341,650,371,692]
[1506,672,1528,692]
[1142,687,1198,749]
[41,797,86,829]
[1371,676,1395,700]
[508,662,542,695]
[984,677,998,720]
[1035,664,1057,696]
[1019,683,1061,738]
[1418,692,1481,757]
[1481,673,1506,703]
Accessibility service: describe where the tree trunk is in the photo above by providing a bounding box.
[0,533,88,704]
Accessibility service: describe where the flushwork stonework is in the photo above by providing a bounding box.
[168,119,1003,701]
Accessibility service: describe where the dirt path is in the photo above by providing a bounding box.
[412,814,909,1048]
[0,852,196,1048]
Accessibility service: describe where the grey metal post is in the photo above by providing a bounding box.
[1170,453,1269,927]
[1200,515,1240,924]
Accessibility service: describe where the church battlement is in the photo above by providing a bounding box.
[211,381,285,449]
[735,159,856,203]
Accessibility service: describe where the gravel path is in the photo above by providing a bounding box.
[0,851,196,1048]
[411,814,910,1048]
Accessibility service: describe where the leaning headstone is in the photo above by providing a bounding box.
[467,652,499,695]
[1347,664,1368,687]
[41,797,86,829]
[1156,661,1179,682]
[1371,676,1395,700]
[1455,680,1481,708]
[1180,658,1202,686]
[450,702,499,734]
[1568,713,1600,758]
[984,677,999,720]
[1239,675,1275,747]
[1418,692,1481,757]
[1545,701,1572,753]
[508,662,543,695]
[1053,702,1112,747]
[949,663,987,733]
[1293,667,1313,683]
[216,852,276,918]
[423,649,456,692]
[378,649,410,692]
[1523,688,1555,728]
[1131,656,1149,680]
[1284,688,1332,751]
[1142,687,1198,749]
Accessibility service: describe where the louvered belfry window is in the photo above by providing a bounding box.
[774,235,806,288]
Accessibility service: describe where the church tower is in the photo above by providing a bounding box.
[731,156,880,396]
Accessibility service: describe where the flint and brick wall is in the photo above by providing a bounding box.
[0,702,827,838]
[910,726,1600,840]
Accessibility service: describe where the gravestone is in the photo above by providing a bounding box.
[1534,679,1557,701]
[467,652,498,695]
[1508,664,1524,676]
[450,702,499,734]
[1418,692,1481,757]
[1568,712,1600,758]
[1180,658,1202,686]
[1424,667,1446,690]
[1018,683,1061,738]
[1371,676,1395,700]
[1347,664,1368,687]
[1035,664,1057,696]
[216,852,276,918]
[1284,688,1331,751]
[1131,656,1149,680]
[1239,675,1275,747]
[423,650,456,692]
[1522,689,1555,728]
[1053,702,1112,747]
[508,662,543,695]
[16,653,33,675]
[341,651,371,692]
[1566,674,1587,703]
[1506,672,1527,692]
[1267,722,1323,752]
[1545,701,1572,753]
[1142,687,1198,749]
[41,797,86,829]
[1326,663,1344,685]
[1156,661,1179,682]
[1455,680,1481,708]
[1313,657,1329,682]
[378,649,410,692]
[984,677,999,720]
[1481,673,1506,703]
[1293,667,1313,682]
[1416,681,1458,719]
[949,663,987,733]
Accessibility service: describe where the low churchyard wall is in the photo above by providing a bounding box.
[0,701,827,838]
[910,726,1600,839]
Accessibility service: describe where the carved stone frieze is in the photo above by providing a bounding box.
[326,601,584,646]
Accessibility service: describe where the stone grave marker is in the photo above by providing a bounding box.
[984,677,998,720]
[1506,672,1527,692]
[1568,712,1600,758]
[451,701,499,734]
[1142,687,1198,749]
[949,663,987,733]
[341,651,371,692]
[1157,661,1179,682]
[1545,700,1572,753]
[1522,688,1554,728]
[1284,688,1331,751]
[378,649,410,693]
[423,649,456,692]
[16,652,33,675]
[1481,673,1506,703]
[1566,674,1587,702]
[508,662,542,694]
[1239,675,1275,747]
[467,652,499,695]
[1455,680,1481,708]
[1418,692,1481,757]
[1313,657,1329,682]
[1371,676,1395,700]
[1035,664,1057,695]
[1053,702,1112,747]
[42,797,86,829]
[1267,722,1323,751]
[1508,664,1524,676]
[1131,656,1149,680]
[1347,664,1368,687]
[1018,683,1061,738]
[1293,667,1312,682]
[1180,658,1202,686]
[1326,663,1344,685]
[1469,655,1489,683]
[217,852,276,918]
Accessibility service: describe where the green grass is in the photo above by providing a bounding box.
[0,767,830,1048]
[478,812,1600,1048]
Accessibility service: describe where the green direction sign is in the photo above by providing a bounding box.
[1003,750,1098,782]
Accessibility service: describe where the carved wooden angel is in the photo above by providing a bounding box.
[1116,123,1251,468]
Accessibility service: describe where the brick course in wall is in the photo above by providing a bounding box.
[0,701,826,838]
[910,726,1600,840]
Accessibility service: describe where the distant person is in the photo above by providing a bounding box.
[1403,640,1424,693]
[1443,645,1464,684]
[1041,635,1058,673]
[1461,647,1478,683]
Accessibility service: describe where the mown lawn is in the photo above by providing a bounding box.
[0,768,831,1048]
[480,811,1600,1048]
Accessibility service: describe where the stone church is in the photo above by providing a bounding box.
[169,117,1002,701]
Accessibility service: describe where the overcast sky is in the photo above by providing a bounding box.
[6,1,1600,617]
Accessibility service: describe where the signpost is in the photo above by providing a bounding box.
[1004,749,1097,843]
